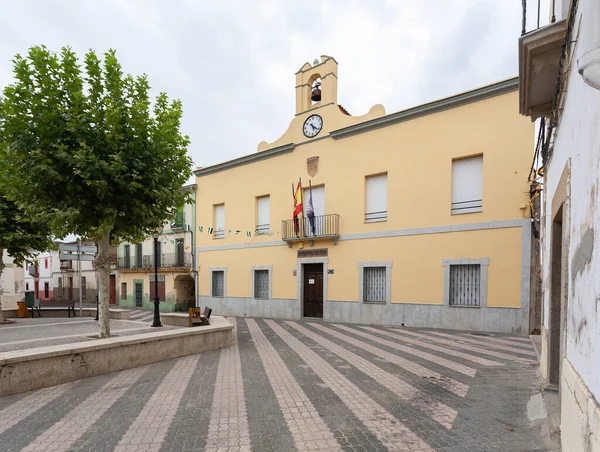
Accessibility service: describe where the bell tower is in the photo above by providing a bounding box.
[295,55,338,115]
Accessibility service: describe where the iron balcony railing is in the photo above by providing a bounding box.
[60,260,73,270]
[521,0,557,35]
[282,214,340,242]
[117,253,193,270]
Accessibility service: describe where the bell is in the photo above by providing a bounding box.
[311,86,321,102]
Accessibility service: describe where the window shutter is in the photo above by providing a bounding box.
[215,205,225,238]
[257,196,270,234]
[304,185,325,217]
[365,174,388,221]
[452,156,483,214]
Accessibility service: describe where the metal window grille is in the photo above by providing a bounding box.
[449,264,481,306]
[254,270,269,299]
[212,271,224,297]
[363,267,386,303]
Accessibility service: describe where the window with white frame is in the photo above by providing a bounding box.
[212,270,225,297]
[363,266,387,303]
[365,174,388,222]
[214,204,225,239]
[254,270,269,299]
[256,196,270,234]
[449,264,481,306]
[451,156,483,214]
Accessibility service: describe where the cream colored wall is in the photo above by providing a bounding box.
[197,227,522,307]
[195,89,532,309]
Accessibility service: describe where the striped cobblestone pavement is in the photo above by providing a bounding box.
[0,319,556,452]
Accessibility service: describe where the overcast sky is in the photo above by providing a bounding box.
[0,0,550,176]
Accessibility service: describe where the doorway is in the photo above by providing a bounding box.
[68,277,73,301]
[109,275,116,305]
[549,205,566,385]
[303,263,323,318]
[135,282,143,308]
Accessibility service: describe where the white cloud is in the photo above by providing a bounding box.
[0,0,543,175]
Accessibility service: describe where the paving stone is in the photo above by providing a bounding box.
[0,318,557,451]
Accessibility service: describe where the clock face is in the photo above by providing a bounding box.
[303,114,323,138]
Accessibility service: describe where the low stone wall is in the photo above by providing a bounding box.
[0,316,234,397]
[161,312,189,327]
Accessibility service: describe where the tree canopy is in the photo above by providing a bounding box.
[0,46,193,335]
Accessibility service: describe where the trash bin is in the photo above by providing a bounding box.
[17,301,28,318]
[25,291,35,308]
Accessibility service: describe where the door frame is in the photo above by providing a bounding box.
[296,257,328,318]
[134,281,144,308]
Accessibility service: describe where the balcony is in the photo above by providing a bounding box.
[282,214,340,247]
[518,2,567,119]
[117,253,193,271]
[60,260,73,271]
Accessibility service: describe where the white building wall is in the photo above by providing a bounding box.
[0,250,25,309]
[541,1,600,449]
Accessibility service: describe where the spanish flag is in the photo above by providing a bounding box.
[292,179,303,234]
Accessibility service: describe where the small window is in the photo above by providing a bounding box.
[44,258,48,269]
[452,156,483,214]
[365,174,388,222]
[44,282,49,299]
[212,271,225,297]
[121,282,127,300]
[449,264,481,306]
[256,196,270,235]
[363,267,386,303]
[254,270,269,299]
[26,283,29,291]
[82,277,87,299]
[214,204,225,239]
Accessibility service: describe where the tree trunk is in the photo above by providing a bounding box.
[0,249,5,322]
[96,230,111,338]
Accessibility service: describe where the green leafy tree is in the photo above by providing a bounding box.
[0,195,53,322]
[0,46,192,336]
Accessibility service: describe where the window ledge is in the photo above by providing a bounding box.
[364,219,387,224]
[451,209,482,216]
[362,301,387,305]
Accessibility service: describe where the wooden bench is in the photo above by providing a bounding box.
[30,300,76,318]
[189,306,212,327]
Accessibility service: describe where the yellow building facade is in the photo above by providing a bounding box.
[194,56,535,333]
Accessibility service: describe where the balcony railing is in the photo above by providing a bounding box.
[60,260,73,270]
[117,253,192,270]
[282,214,340,244]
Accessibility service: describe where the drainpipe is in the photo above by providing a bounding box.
[191,191,198,308]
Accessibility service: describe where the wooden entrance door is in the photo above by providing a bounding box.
[109,275,116,305]
[135,282,143,307]
[303,263,323,318]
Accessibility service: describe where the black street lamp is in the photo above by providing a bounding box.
[151,228,163,328]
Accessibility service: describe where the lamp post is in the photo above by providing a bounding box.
[151,228,163,328]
